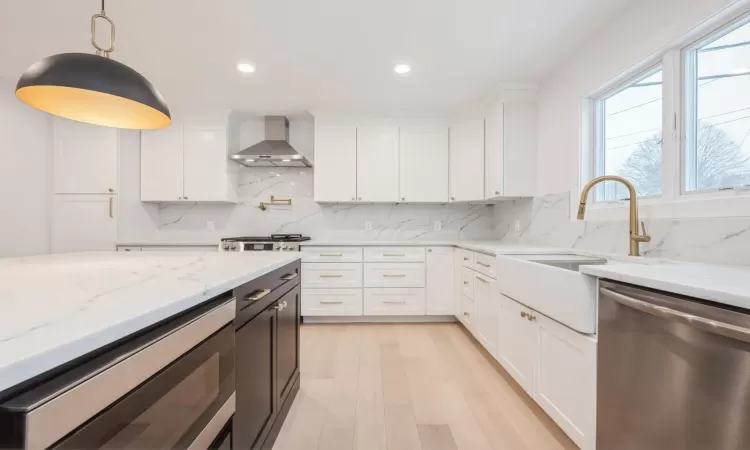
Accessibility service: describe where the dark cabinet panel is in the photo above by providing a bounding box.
[276,285,300,405]
[234,305,277,450]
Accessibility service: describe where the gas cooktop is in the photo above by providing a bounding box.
[219,234,310,251]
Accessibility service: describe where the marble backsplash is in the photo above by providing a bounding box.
[493,192,750,266]
[123,168,497,243]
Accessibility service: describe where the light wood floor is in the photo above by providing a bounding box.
[273,323,578,450]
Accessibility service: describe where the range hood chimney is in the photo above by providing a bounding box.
[231,116,311,167]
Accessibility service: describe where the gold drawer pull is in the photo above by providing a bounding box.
[477,262,491,268]
[476,276,489,283]
[246,289,271,301]
[383,300,407,304]
[463,257,469,261]
[520,311,528,318]
[319,274,343,278]
[383,274,406,278]
[463,281,469,285]
[320,253,344,257]
[281,273,298,280]
[382,253,406,257]
[320,300,344,304]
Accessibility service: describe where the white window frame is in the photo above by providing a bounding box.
[580,2,750,221]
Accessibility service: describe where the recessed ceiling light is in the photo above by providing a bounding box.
[393,64,411,74]
[282,159,291,162]
[236,61,256,74]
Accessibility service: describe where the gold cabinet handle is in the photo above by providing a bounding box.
[382,274,406,278]
[477,262,491,268]
[520,311,528,318]
[319,274,343,278]
[320,253,343,257]
[320,300,344,304]
[463,257,469,261]
[246,289,271,301]
[383,300,407,304]
[382,253,406,257]
[281,273,298,280]
[108,196,113,218]
[476,276,489,283]
[528,314,537,322]
[463,281,469,285]
[282,301,288,308]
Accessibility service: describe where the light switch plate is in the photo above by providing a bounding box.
[365,221,373,231]
[207,221,216,231]
[434,221,442,231]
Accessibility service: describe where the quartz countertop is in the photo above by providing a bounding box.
[0,251,301,394]
[580,262,750,310]
[300,240,567,256]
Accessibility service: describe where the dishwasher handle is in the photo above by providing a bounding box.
[601,287,750,344]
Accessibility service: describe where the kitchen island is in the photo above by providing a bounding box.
[0,251,302,449]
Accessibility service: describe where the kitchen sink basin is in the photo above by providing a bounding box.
[523,255,607,272]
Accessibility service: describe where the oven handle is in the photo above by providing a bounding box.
[601,287,750,344]
[187,392,235,450]
[22,298,236,450]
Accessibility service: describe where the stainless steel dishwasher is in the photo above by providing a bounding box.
[598,281,750,450]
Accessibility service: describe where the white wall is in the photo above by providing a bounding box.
[536,0,741,198]
[0,80,52,257]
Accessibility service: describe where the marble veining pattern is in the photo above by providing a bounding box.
[0,251,300,393]
[493,192,750,266]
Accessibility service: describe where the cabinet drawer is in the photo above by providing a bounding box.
[364,288,425,315]
[302,247,363,263]
[474,253,497,279]
[364,263,425,288]
[302,263,362,288]
[363,247,425,263]
[301,289,363,316]
[461,266,474,299]
[457,248,474,268]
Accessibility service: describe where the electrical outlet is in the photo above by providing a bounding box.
[513,219,520,232]
[434,221,442,231]
[365,221,373,231]
[207,221,216,232]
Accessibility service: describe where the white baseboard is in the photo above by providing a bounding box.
[302,315,458,324]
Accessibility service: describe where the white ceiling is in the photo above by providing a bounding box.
[0,0,631,114]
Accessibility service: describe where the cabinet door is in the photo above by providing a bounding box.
[234,305,277,450]
[426,247,454,315]
[357,126,399,202]
[51,194,117,253]
[141,126,184,201]
[473,274,498,355]
[449,119,484,201]
[453,251,464,319]
[277,285,300,406]
[399,125,449,202]
[484,100,504,198]
[503,103,536,197]
[536,315,596,450]
[462,295,474,330]
[313,124,357,202]
[183,126,228,201]
[498,294,536,395]
[53,118,118,194]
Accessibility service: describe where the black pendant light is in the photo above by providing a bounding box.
[15,1,170,130]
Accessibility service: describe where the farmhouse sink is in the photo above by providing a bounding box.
[521,254,607,272]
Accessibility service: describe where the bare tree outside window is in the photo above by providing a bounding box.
[619,125,750,196]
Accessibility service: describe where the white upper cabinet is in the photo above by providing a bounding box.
[183,126,228,201]
[484,100,537,199]
[53,118,118,194]
[357,126,399,202]
[449,119,485,201]
[426,247,454,315]
[399,125,449,202]
[141,126,183,201]
[313,123,357,202]
[141,122,236,202]
[485,101,504,198]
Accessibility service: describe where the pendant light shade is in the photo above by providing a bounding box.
[16,53,171,130]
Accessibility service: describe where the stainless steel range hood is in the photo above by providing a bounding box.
[231,116,311,167]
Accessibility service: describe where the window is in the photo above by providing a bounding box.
[594,68,663,201]
[684,16,750,192]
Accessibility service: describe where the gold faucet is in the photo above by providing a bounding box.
[577,176,651,256]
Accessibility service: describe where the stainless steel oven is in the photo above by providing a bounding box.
[0,297,235,450]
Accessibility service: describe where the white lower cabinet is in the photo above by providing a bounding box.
[426,247,454,315]
[535,314,597,450]
[52,194,117,253]
[364,288,425,315]
[472,273,498,355]
[301,289,363,316]
[363,263,425,288]
[497,293,537,395]
[301,263,363,288]
[461,295,475,330]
